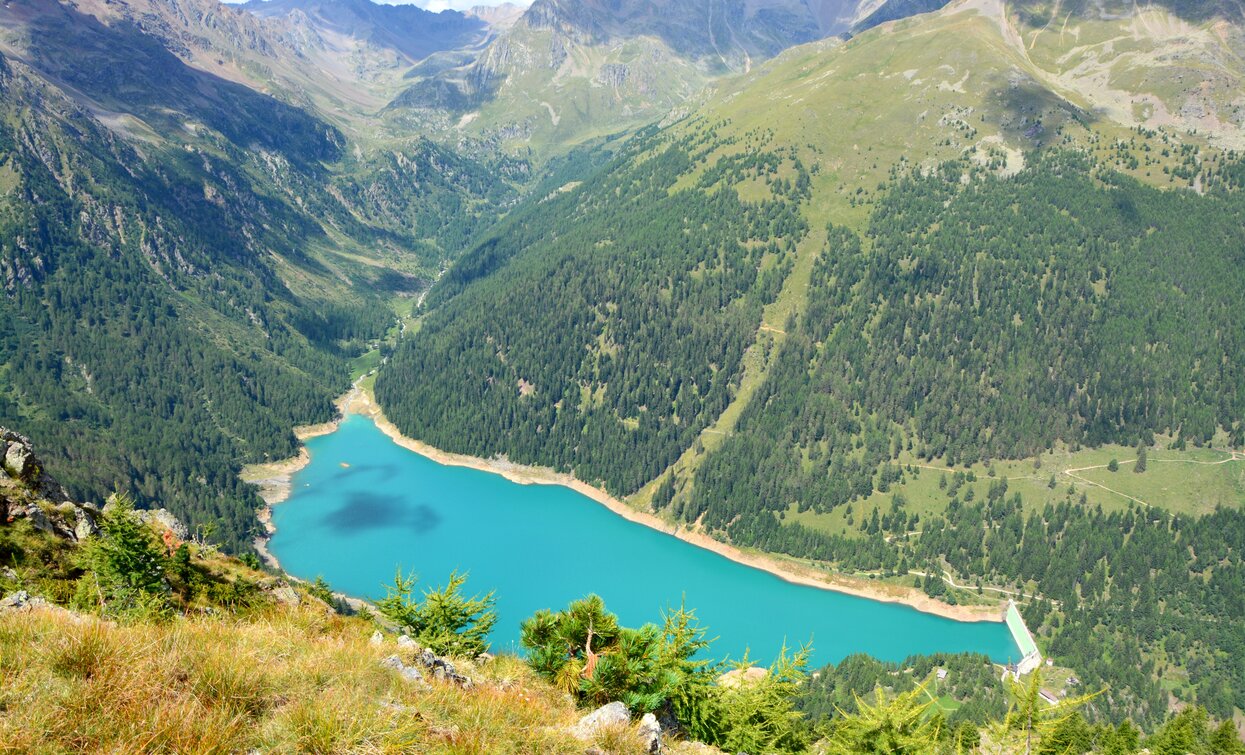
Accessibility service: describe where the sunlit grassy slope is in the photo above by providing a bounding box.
[624,0,1245,519]
[0,522,682,755]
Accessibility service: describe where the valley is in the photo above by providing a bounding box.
[1,0,1244,748]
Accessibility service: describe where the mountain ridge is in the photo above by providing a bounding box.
[241,0,494,64]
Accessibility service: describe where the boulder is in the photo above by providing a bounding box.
[267,582,300,606]
[396,634,419,650]
[380,654,404,670]
[370,631,385,647]
[431,658,456,677]
[0,589,49,612]
[4,441,33,479]
[0,429,70,502]
[571,701,630,741]
[0,589,31,609]
[73,507,100,541]
[639,712,662,754]
[380,654,426,685]
[476,651,494,664]
[23,504,57,536]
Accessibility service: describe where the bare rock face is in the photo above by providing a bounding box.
[73,508,100,541]
[133,508,190,540]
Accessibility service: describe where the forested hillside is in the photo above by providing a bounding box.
[686,152,1245,529]
[377,126,810,493]
[0,0,518,552]
[0,52,384,551]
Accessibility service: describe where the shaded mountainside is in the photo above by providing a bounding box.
[0,0,523,552]
[0,49,371,552]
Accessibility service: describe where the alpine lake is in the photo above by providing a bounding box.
[269,414,1021,666]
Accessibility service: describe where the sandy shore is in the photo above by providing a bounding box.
[244,383,1005,624]
[241,383,370,569]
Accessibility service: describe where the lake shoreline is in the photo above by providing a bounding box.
[247,382,1006,625]
[241,383,366,571]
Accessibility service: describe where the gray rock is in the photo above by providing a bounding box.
[370,631,385,647]
[0,590,49,612]
[571,701,630,741]
[380,654,405,670]
[73,507,100,541]
[432,658,456,677]
[639,712,662,753]
[399,666,425,684]
[1,566,17,581]
[476,652,494,664]
[380,655,427,685]
[416,648,436,668]
[396,634,419,650]
[1,590,30,608]
[268,583,300,606]
[4,441,32,479]
[24,505,56,536]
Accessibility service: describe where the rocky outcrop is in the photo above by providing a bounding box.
[0,428,180,545]
[132,508,190,540]
[1,429,71,505]
[380,654,427,684]
[373,634,475,689]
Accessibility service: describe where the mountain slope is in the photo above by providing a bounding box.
[378,0,1245,727]
[0,48,374,551]
[242,0,492,65]
[0,0,524,551]
[387,0,918,155]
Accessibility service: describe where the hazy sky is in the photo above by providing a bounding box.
[227,0,529,11]
[389,0,525,9]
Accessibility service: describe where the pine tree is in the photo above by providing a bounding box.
[377,569,496,658]
[823,684,942,754]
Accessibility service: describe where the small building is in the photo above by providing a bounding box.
[936,668,948,681]
[1039,689,1060,706]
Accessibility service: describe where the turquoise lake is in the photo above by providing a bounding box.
[269,414,1021,667]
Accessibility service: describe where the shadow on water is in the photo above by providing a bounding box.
[323,492,442,534]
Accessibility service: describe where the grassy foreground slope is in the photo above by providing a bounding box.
[0,523,637,754]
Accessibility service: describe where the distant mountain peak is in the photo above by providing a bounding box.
[243,0,493,62]
[515,0,862,61]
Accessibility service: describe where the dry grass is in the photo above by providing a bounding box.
[0,603,639,754]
